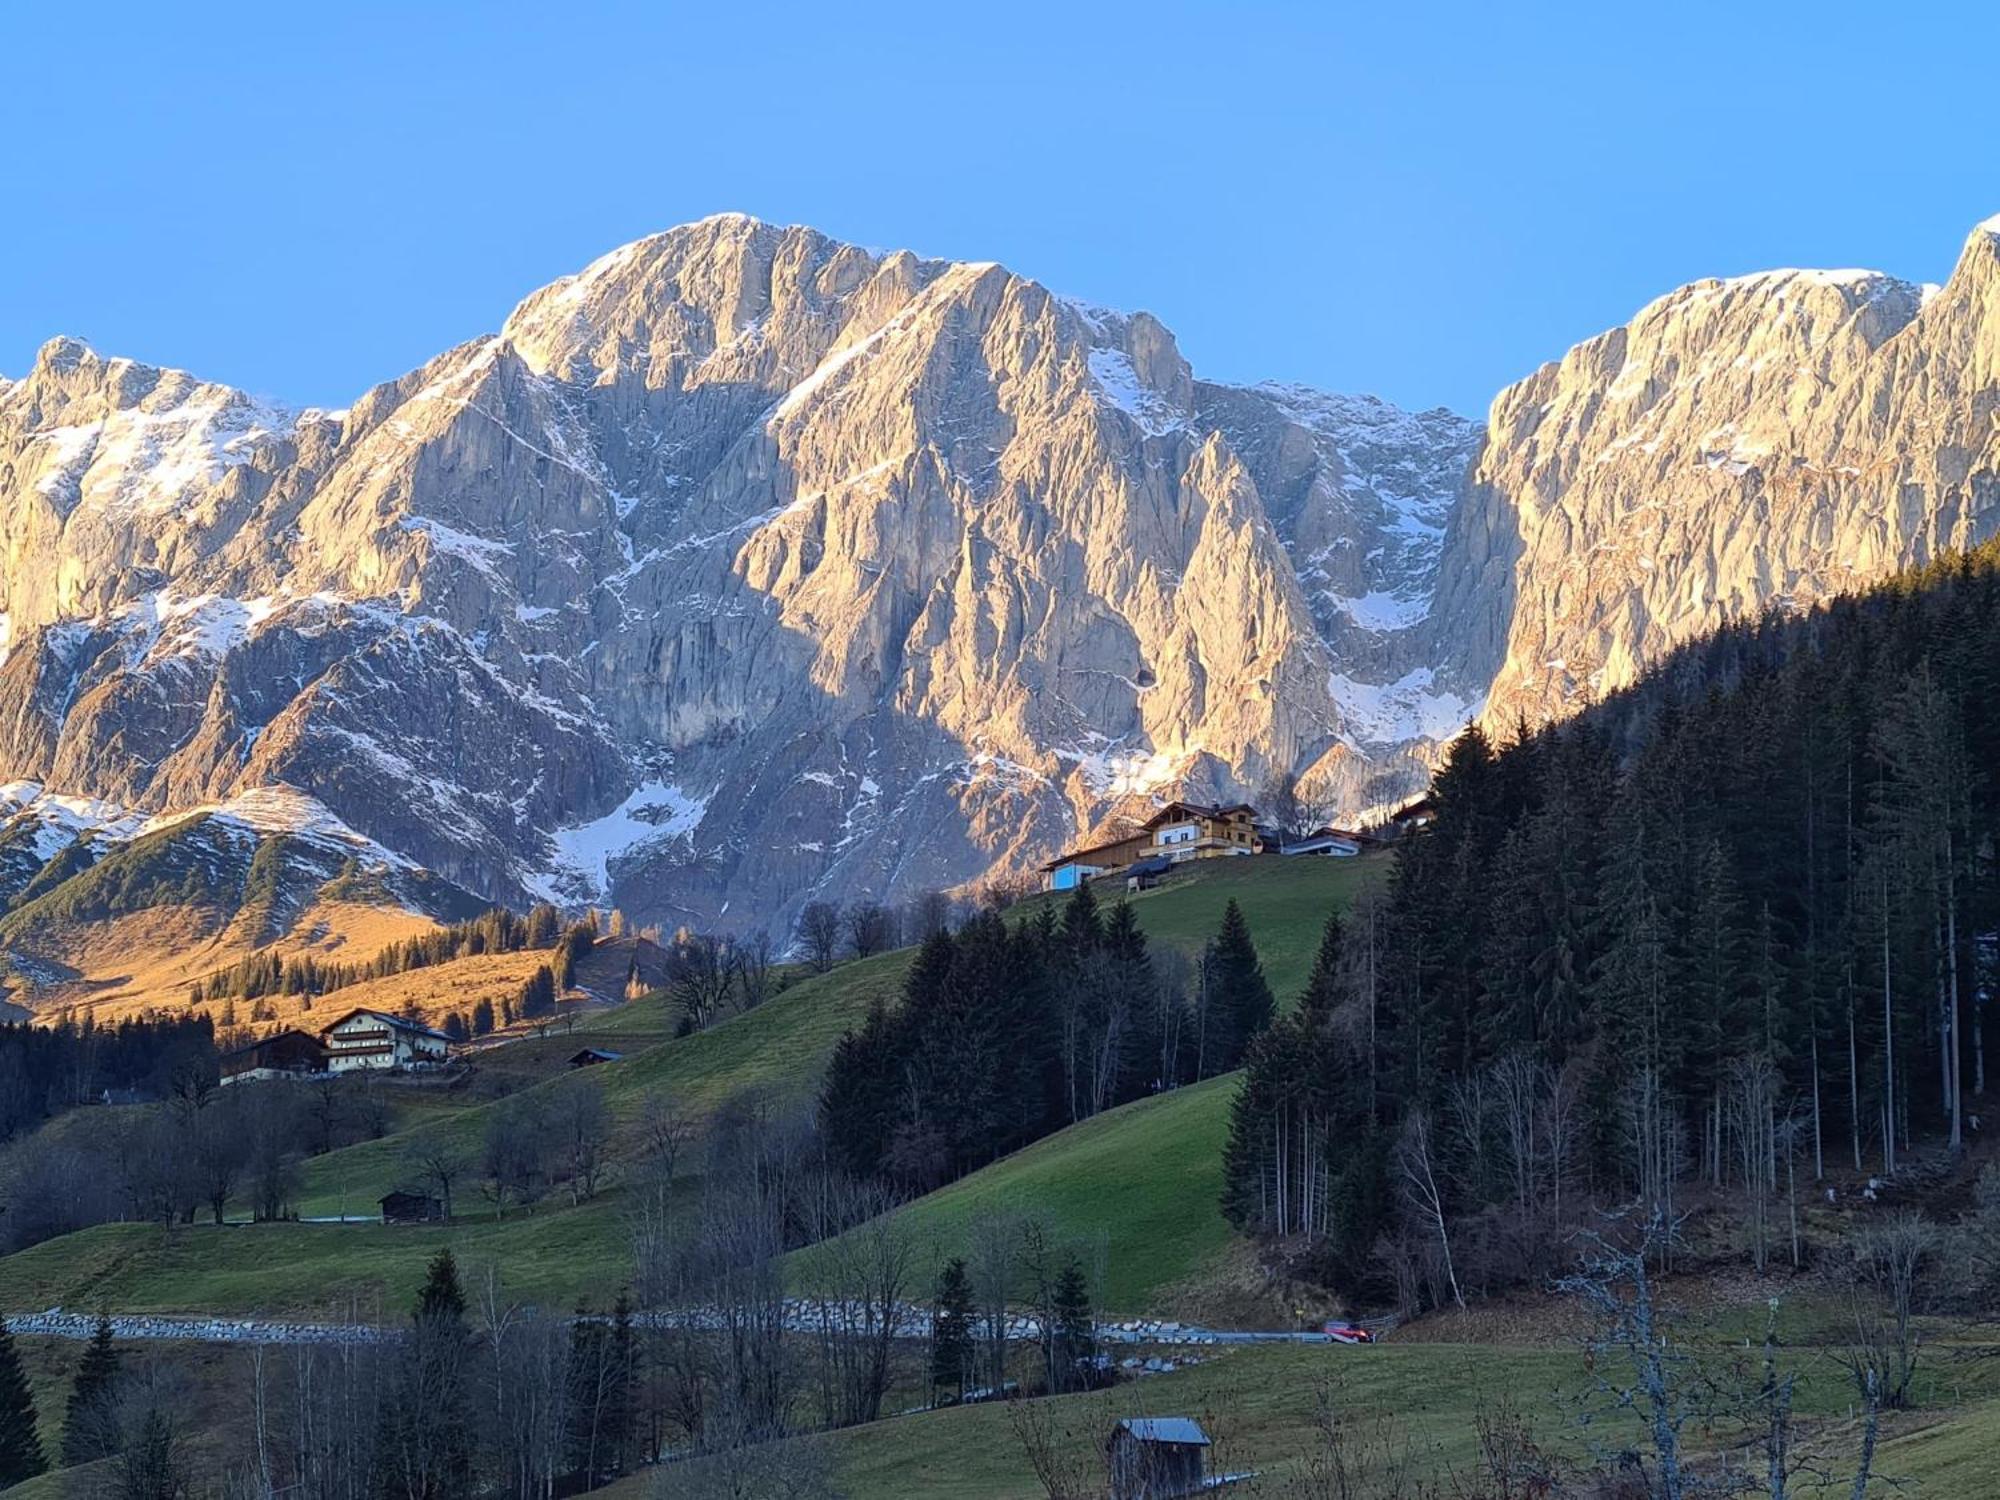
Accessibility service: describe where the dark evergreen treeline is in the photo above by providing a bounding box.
[1225,542,2000,1300]
[188,903,568,1006]
[0,1013,216,1143]
[820,885,1273,1192]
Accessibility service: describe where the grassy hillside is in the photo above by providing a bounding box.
[795,856,1383,1313]
[596,1334,1999,1500]
[2,854,1362,1320]
[1024,852,1386,1002]
[290,945,913,1217]
[799,1076,1235,1314]
[0,1206,630,1316]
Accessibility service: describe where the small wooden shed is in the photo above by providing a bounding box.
[1107,1417,1211,1499]
[380,1191,446,1225]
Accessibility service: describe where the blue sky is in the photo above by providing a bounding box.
[4,0,1995,418]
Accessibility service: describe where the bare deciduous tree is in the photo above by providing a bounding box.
[1395,1109,1463,1311]
[843,902,893,960]
[552,1075,611,1204]
[796,903,843,973]
[1849,1212,1935,1409]
[800,1176,918,1429]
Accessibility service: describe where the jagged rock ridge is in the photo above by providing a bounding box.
[3,212,1997,939]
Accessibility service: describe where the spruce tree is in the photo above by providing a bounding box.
[564,1306,610,1486]
[1059,880,1102,952]
[0,1318,46,1488]
[929,1258,976,1405]
[415,1247,466,1324]
[1205,899,1275,1071]
[62,1314,121,1465]
[1047,1259,1097,1394]
[380,1250,472,1500]
[606,1294,636,1475]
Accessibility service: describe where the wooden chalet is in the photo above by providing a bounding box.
[1141,800,1261,862]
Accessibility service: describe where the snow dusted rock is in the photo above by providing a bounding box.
[3,213,1998,940]
[0,216,1475,938]
[1430,217,2000,730]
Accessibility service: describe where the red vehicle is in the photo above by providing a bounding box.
[1322,1321,1376,1344]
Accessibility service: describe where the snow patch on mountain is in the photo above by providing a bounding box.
[548,780,708,900]
[0,782,146,859]
[140,786,417,868]
[1329,668,1478,748]
[1060,742,1186,799]
[1329,590,1429,632]
[1087,349,1183,437]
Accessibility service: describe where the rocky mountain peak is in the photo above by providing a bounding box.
[2,213,1998,957]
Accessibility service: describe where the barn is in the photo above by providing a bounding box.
[1106,1417,1212,1499]
[380,1191,446,1225]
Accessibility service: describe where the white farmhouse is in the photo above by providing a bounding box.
[320,1008,452,1072]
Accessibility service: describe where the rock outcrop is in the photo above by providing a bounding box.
[1429,216,2000,728]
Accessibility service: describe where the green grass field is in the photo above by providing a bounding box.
[0,1201,633,1316]
[798,856,1381,1313]
[595,1333,2000,1500]
[797,1075,1237,1314]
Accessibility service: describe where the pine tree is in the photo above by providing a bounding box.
[1204,899,1275,1072]
[379,1251,472,1500]
[0,1318,46,1487]
[565,1306,611,1486]
[929,1258,976,1405]
[414,1247,466,1324]
[62,1313,121,1465]
[606,1294,636,1475]
[1047,1259,1097,1394]
[1059,880,1102,953]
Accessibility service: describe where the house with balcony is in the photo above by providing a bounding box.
[320,1008,452,1072]
[1140,801,1261,863]
[1041,800,1267,890]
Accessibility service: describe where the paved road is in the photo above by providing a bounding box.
[5,1306,1346,1349]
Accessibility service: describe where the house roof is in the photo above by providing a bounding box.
[1127,856,1173,877]
[1039,827,1151,872]
[569,1048,624,1064]
[1284,829,1367,850]
[321,1008,453,1043]
[1115,1417,1211,1446]
[221,1029,325,1061]
[1391,794,1437,822]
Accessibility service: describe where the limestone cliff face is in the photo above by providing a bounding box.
[1430,217,2000,728]
[0,216,1471,934]
[4,212,1996,938]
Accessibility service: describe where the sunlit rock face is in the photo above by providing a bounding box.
[3,213,1995,934]
[1429,217,2000,730]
